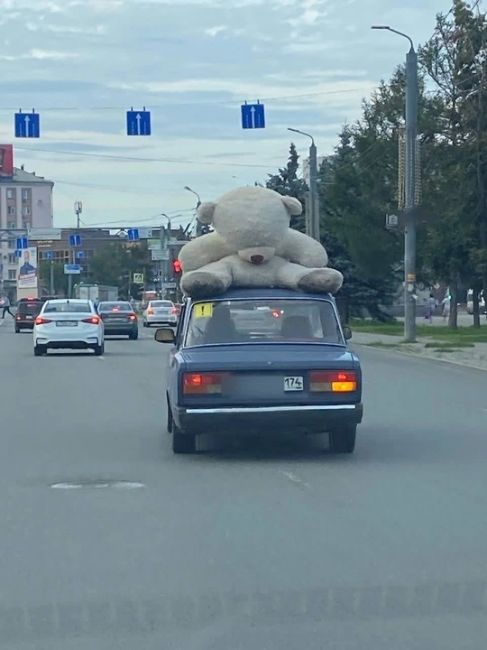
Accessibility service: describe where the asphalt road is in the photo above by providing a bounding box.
[1,316,487,650]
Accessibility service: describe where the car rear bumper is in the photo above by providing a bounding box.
[146,317,177,325]
[34,333,103,348]
[16,320,35,329]
[103,324,138,334]
[174,403,363,435]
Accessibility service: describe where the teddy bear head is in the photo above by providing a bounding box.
[197,186,302,265]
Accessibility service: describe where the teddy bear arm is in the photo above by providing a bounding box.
[277,229,328,268]
[179,232,234,272]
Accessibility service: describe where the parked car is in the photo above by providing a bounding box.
[97,301,138,339]
[466,289,486,314]
[14,298,44,332]
[33,299,104,356]
[143,300,178,327]
[154,288,363,454]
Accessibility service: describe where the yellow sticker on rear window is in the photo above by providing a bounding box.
[193,303,213,318]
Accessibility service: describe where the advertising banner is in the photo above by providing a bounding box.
[17,247,38,290]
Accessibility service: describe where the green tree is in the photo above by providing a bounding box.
[88,242,152,299]
[266,142,308,231]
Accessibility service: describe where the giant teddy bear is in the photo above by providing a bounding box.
[179,186,343,298]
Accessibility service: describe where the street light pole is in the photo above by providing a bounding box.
[372,26,418,342]
[184,186,203,236]
[287,128,320,242]
[160,213,171,296]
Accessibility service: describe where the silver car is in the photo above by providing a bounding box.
[142,300,178,327]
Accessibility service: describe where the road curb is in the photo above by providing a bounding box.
[354,342,487,373]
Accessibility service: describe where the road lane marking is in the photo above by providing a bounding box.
[50,481,145,490]
[280,470,311,490]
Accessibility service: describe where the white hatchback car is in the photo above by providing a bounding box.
[142,300,178,327]
[33,299,105,356]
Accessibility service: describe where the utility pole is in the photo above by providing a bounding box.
[160,213,171,297]
[49,260,54,295]
[288,128,320,241]
[372,26,418,342]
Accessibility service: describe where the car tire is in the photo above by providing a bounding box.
[94,343,105,356]
[34,345,46,356]
[129,331,138,340]
[143,321,148,328]
[172,429,196,454]
[329,424,356,454]
[15,327,20,333]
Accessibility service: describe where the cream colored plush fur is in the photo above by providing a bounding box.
[179,186,343,298]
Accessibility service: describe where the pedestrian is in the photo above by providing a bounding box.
[0,294,14,319]
[424,292,436,324]
[442,291,451,321]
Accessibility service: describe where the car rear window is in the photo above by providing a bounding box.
[99,302,132,312]
[18,302,42,315]
[151,301,173,308]
[185,299,343,346]
[43,301,92,313]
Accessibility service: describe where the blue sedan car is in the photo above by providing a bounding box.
[155,287,363,454]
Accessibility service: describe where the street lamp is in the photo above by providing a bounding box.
[371,25,418,342]
[287,127,320,241]
[184,186,206,236]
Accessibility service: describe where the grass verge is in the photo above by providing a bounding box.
[350,319,487,344]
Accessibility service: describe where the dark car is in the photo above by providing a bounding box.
[97,301,138,339]
[155,288,363,454]
[15,298,44,332]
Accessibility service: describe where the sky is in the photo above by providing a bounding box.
[0,0,456,230]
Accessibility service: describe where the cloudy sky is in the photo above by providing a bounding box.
[0,0,453,230]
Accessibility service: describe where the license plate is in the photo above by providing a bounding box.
[56,321,78,327]
[26,316,33,320]
[284,376,304,392]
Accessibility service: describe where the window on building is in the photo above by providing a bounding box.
[6,189,14,199]
[7,206,16,216]
[22,206,31,216]
[8,270,16,280]
[22,189,31,201]
[7,221,16,229]
[8,254,16,264]
[8,238,15,249]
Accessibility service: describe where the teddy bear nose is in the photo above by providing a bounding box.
[250,254,264,265]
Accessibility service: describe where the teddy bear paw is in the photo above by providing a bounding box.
[182,271,227,299]
[297,268,343,294]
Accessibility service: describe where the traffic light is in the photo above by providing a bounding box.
[172,259,182,276]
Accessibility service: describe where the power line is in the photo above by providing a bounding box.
[14,145,275,169]
[0,86,372,113]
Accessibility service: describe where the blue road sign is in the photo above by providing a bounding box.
[127,228,140,241]
[16,236,28,250]
[126,108,151,136]
[69,234,81,247]
[76,250,85,259]
[15,111,40,138]
[45,251,54,260]
[241,102,265,129]
[64,264,81,275]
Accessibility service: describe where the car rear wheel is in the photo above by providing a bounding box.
[94,343,105,356]
[329,424,356,454]
[143,321,148,328]
[34,345,46,356]
[129,331,138,340]
[15,326,20,333]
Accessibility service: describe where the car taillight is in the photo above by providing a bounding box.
[309,370,358,393]
[82,316,101,325]
[35,317,52,325]
[171,307,177,315]
[183,372,226,395]
[128,313,137,321]
[16,315,21,320]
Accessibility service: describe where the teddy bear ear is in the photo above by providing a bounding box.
[281,196,302,216]
[197,201,216,225]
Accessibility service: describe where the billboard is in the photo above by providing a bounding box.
[17,247,38,290]
[0,144,14,177]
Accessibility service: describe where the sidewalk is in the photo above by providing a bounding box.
[351,331,487,372]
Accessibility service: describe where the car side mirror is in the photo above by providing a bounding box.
[343,326,352,341]
[154,328,176,344]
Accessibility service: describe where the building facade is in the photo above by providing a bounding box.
[0,158,54,295]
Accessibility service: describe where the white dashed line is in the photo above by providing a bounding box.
[280,470,311,490]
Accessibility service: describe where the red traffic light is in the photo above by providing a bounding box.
[172,259,182,275]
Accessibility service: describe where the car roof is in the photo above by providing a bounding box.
[44,298,91,303]
[185,288,335,302]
